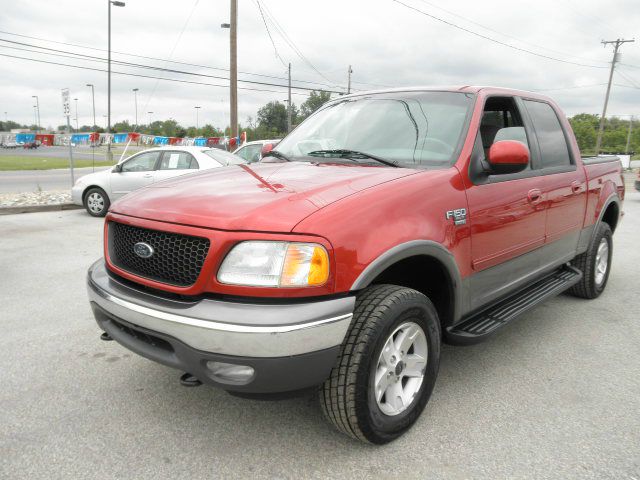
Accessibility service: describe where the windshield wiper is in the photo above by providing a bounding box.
[262,150,291,162]
[306,149,398,168]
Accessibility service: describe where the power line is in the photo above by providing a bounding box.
[531,83,608,92]
[616,68,640,89]
[390,0,608,69]
[255,0,287,68]
[258,2,340,88]
[414,0,609,65]
[0,29,338,89]
[0,38,345,93]
[0,52,312,96]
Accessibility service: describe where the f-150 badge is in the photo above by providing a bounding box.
[445,208,467,225]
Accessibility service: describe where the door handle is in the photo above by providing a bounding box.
[527,188,542,205]
[571,181,582,194]
[143,173,153,178]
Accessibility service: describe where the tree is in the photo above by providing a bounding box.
[257,101,288,135]
[112,120,132,133]
[299,90,332,120]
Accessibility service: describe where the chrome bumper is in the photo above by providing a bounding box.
[86,260,355,358]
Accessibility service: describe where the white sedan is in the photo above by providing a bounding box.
[72,146,244,217]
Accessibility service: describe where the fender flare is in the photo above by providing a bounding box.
[578,193,621,254]
[350,240,463,325]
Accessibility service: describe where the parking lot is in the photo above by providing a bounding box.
[1,197,639,479]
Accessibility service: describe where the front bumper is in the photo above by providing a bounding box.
[87,260,355,392]
[71,184,84,206]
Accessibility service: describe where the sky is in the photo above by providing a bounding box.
[1,0,639,131]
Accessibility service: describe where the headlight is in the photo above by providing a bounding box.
[218,241,329,287]
[74,177,85,186]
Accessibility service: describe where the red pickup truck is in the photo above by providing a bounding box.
[87,86,624,444]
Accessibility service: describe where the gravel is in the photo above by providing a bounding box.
[0,190,72,208]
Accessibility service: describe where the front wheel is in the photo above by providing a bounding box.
[83,187,110,217]
[320,284,441,444]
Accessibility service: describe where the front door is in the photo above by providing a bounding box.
[465,96,547,310]
[110,150,162,199]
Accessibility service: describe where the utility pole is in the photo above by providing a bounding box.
[625,115,634,154]
[73,98,79,131]
[87,84,97,171]
[230,0,238,139]
[133,88,139,129]
[195,106,201,130]
[32,96,40,133]
[595,38,635,154]
[347,65,353,94]
[287,62,292,133]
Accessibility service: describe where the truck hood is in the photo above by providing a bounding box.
[110,162,419,232]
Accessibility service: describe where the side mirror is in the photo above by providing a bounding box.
[487,140,529,174]
[113,164,122,173]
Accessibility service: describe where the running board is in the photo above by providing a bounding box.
[446,265,582,345]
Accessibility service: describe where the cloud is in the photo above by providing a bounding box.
[0,0,638,129]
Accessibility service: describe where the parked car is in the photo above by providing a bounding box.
[2,141,19,149]
[72,146,245,217]
[23,141,40,149]
[86,87,623,444]
[233,139,280,163]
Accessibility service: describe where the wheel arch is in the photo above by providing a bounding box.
[350,241,462,328]
[82,185,109,203]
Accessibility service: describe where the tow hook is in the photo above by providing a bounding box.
[180,372,202,387]
[100,332,113,341]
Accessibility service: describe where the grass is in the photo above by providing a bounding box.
[0,156,116,171]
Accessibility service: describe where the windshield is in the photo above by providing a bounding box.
[275,91,474,168]
[203,148,246,165]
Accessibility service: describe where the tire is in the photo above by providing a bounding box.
[83,187,110,217]
[569,222,613,299]
[320,284,441,444]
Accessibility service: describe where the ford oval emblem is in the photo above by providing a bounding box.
[133,242,154,259]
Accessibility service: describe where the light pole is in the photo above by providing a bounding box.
[195,106,201,131]
[108,0,126,161]
[147,111,153,131]
[86,84,96,130]
[31,95,40,133]
[32,105,38,131]
[133,88,139,129]
[73,97,79,131]
[221,0,238,139]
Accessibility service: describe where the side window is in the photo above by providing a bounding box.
[523,100,571,168]
[121,151,161,172]
[479,96,531,170]
[246,145,262,162]
[159,152,198,170]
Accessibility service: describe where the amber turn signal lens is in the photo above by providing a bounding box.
[280,243,329,287]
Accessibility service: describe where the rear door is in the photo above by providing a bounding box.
[110,150,162,199]
[153,150,199,183]
[522,100,587,256]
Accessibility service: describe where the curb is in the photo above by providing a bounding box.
[0,203,82,216]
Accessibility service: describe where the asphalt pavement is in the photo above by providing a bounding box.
[0,166,110,193]
[1,199,639,479]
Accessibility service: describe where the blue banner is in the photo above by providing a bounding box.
[71,134,90,144]
[194,137,206,146]
[153,136,169,145]
[16,133,35,143]
[113,133,128,144]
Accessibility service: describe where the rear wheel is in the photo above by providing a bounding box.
[320,284,441,444]
[569,222,613,299]
[83,187,110,217]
